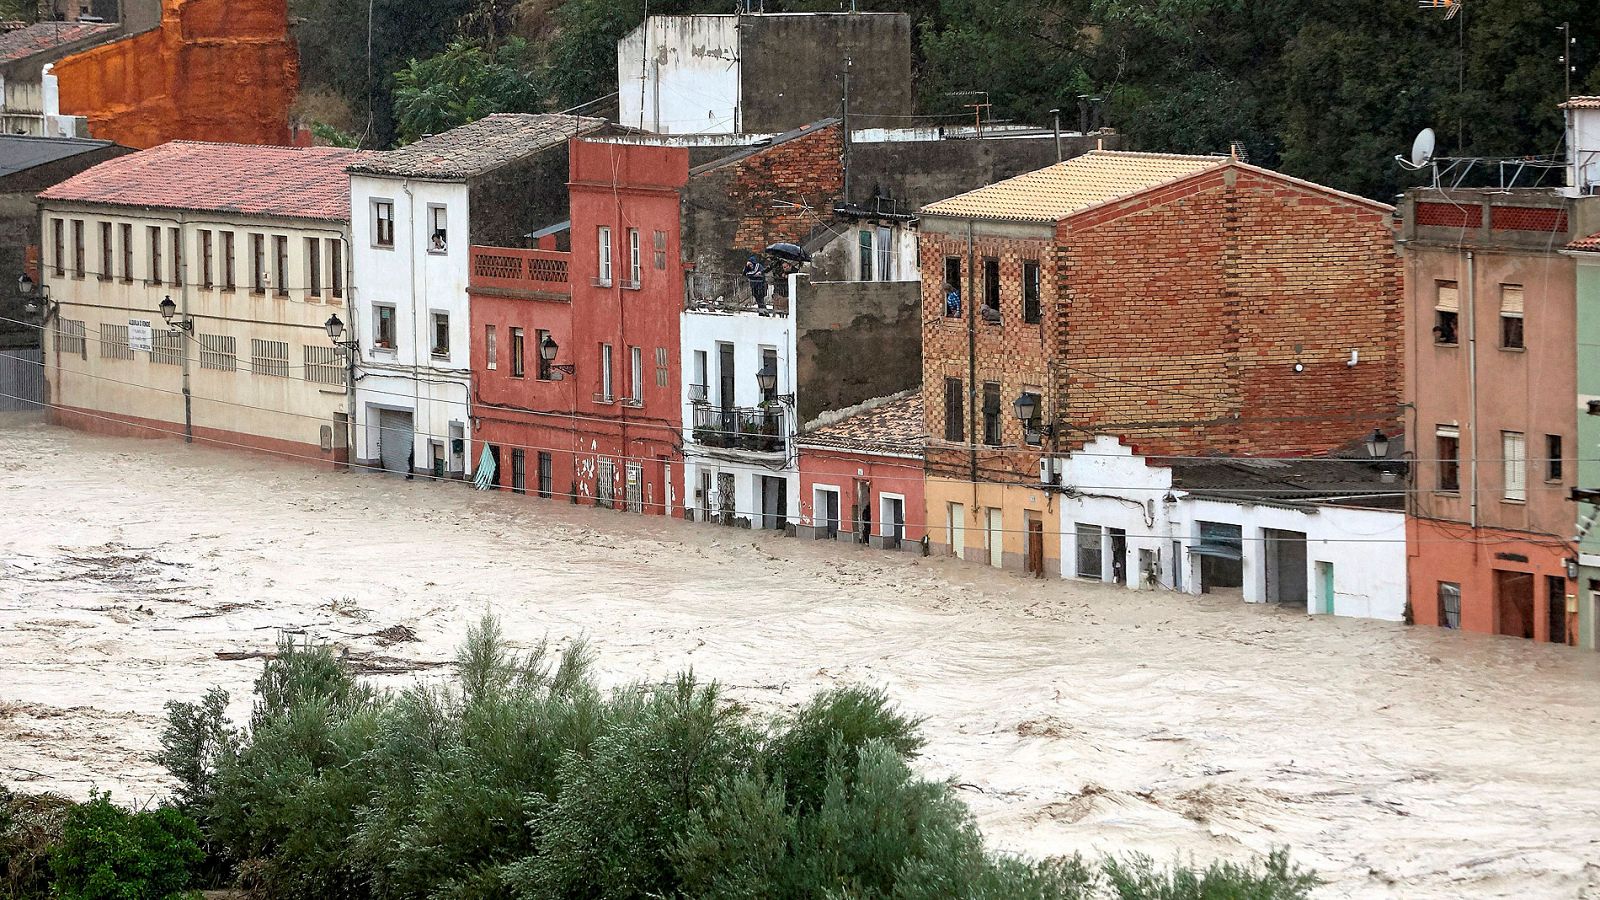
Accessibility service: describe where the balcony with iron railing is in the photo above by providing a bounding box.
[469,246,571,299]
[690,403,786,454]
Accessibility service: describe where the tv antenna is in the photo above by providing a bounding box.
[1418,0,1461,20]
[1560,21,1576,100]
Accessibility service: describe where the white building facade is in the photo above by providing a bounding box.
[347,171,472,478]
[680,289,799,530]
[1054,436,1408,621]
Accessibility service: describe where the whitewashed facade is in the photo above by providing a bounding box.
[680,285,800,529]
[1054,436,1408,621]
[348,174,472,478]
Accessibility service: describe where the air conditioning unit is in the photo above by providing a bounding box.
[1038,457,1063,486]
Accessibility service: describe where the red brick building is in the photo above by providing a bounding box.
[917,150,1403,576]
[470,140,689,512]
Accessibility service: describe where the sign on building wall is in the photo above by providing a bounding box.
[128,319,153,353]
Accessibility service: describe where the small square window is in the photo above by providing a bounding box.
[373,200,395,248]
[428,205,448,253]
[431,311,450,357]
[374,304,396,350]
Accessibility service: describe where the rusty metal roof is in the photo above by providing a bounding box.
[918,150,1225,223]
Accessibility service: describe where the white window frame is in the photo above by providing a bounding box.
[373,303,397,351]
[600,343,614,400]
[430,310,450,359]
[627,227,641,287]
[597,226,612,285]
[373,199,395,248]
[1502,430,1526,502]
[485,324,497,370]
[814,484,841,535]
[629,345,643,403]
[427,204,448,254]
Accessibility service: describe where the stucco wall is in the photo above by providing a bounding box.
[794,278,919,424]
[53,0,298,148]
[618,16,741,135]
[798,446,924,547]
[739,13,911,133]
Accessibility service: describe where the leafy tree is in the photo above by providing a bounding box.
[393,38,542,144]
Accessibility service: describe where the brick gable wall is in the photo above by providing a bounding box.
[1056,167,1402,456]
[728,124,844,252]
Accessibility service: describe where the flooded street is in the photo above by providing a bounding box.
[1,416,1597,898]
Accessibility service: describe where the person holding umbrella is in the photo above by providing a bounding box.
[743,253,769,315]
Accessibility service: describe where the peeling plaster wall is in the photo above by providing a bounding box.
[618,16,741,135]
[53,0,298,149]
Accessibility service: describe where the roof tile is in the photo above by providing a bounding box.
[38,141,371,221]
[348,113,607,180]
[0,21,116,64]
[799,394,924,457]
[919,150,1225,223]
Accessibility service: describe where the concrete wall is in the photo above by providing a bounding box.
[739,13,911,133]
[618,16,741,135]
[794,278,919,425]
[467,142,577,248]
[40,202,352,462]
[350,174,472,475]
[847,132,1110,209]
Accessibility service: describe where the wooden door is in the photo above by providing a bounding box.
[1026,518,1044,578]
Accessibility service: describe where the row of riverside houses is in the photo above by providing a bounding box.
[22,8,1600,652]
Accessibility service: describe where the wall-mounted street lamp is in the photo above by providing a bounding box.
[1013,391,1051,446]
[755,363,793,405]
[158,295,192,333]
[540,335,575,377]
[1364,428,1390,460]
[18,272,53,316]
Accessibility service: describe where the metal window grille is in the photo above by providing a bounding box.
[199,334,236,371]
[99,323,132,360]
[55,319,86,357]
[151,331,183,366]
[597,458,616,506]
[1437,582,1461,629]
[251,338,289,378]
[304,345,344,385]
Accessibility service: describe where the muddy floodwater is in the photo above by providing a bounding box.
[1,416,1597,898]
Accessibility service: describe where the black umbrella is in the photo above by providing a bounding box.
[765,242,811,263]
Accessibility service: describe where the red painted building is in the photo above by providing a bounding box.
[796,394,926,550]
[470,139,689,513]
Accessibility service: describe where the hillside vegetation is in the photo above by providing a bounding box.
[286,0,1599,200]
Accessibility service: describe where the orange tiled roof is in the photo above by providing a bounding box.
[38,141,372,221]
[1569,231,1600,251]
[1559,97,1600,109]
[918,150,1225,223]
[798,393,924,457]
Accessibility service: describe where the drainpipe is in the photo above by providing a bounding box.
[1466,250,1478,530]
[404,180,420,477]
[966,219,977,492]
[179,211,192,443]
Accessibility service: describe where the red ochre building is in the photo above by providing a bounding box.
[470,139,689,512]
[796,392,926,550]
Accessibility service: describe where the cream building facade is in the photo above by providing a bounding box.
[37,141,364,464]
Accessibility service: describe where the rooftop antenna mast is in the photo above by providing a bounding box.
[944,91,990,137]
[1560,21,1575,101]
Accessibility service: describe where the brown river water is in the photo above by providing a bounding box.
[1,415,1597,897]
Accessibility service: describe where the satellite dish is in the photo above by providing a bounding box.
[1411,128,1437,168]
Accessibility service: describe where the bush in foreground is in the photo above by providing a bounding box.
[47,790,202,900]
[155,616,1320,900]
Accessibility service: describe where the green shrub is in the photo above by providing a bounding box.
[0,788,75,898]
[48,791,202,900]
[1100,848,1320,899]
[156,618,1320,900]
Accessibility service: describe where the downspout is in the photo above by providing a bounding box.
[1466,250,1478,530]
[404,180,420,476]
[343,233,357,470]
[966,219,978,497]
[178,211,192,443]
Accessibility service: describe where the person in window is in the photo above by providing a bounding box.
[431,231,447,252]
[744,254,768,315]
[980,303,1002,324]
[945,286,961,317]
